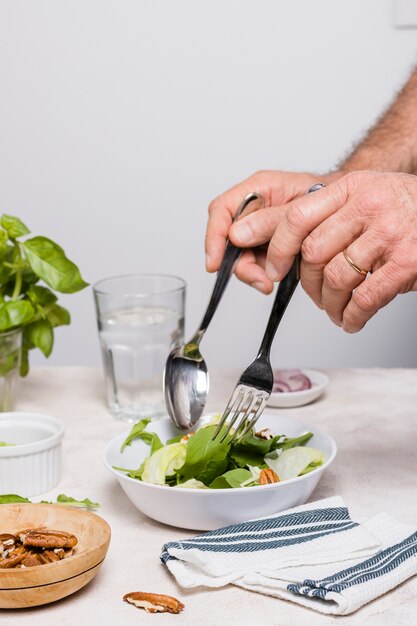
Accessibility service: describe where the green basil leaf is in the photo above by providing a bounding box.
[26,319,54,357]
[0,300,35,330]
[176,425,231,486]
[22,236,88,293]
[4,268,39,299]
[209,468,253,489]
[0,215,30,239]
[0,350,20,377]
[0,230,8,258]
[26,285,57,306]
[19,329,34,377]
[45,303,71,327]
[0,246,17,287]
[120,418,151,452]
[0,494,31,504]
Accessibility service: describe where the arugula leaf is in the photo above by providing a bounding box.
[22,236,88,293]
[0,493,100,508]
[54,494,100,509]
[228,430,283,468]
[137,431,164,454]
[166,435,182,445]
[0,494,30,503]
[0,215,30,239]
[209,468,253,489]
[119,419,163,455]
[120,418,151,452]
[113,462,146,480]
[176,425,231,486]
[228,447,264,469]
[278,432,313,451]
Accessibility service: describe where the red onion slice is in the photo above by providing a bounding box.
[272,369,312,393]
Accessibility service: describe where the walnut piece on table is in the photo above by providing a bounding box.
[123,591,185,614]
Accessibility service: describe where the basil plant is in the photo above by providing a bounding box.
[0,214,88,375]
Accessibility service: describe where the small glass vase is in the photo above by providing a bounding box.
[0,328,22,411]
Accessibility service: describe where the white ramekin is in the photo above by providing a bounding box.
[0,412,65,497]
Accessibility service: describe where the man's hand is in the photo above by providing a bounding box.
[230,170,417,332]
[205,170,339,294]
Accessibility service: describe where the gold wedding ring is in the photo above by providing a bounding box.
[343,249,369,276]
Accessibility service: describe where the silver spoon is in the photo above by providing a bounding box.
[164,192,265,431]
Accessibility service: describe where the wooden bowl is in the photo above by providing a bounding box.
[0,504,111,608]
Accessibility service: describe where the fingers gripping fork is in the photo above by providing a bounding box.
[212,183,325,443]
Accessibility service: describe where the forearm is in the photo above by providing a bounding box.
[339,66,417,175]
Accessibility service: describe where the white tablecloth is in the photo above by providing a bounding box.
[2,366,417,626]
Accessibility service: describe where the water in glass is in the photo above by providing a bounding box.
[98,305,184,421]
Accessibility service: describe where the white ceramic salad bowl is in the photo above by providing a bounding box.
[103,413,337,530]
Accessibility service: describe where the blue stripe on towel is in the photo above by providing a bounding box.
[176,521,357,548]
[188,507,351,539]
[288,530,417,600]
[161,506,358,563]
[162,522,358,555]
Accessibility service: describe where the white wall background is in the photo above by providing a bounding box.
[0,0,416,370]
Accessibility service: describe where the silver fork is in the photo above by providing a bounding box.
[211,257,299,443]
[212,183,325,443]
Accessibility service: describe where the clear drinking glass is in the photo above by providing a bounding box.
[93,274,186,421]
[0,328,22,412]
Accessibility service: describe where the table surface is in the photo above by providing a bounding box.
[2,366,417,626]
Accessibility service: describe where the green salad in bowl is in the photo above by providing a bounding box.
[103,413,336,529]
[114,415,325,489]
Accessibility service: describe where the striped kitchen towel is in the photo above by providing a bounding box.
[161,496,417,615]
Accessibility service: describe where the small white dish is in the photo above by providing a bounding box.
[267,369,329,409]
[103,413,337,530]
[0,412,65,496]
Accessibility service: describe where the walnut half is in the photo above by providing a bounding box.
[123,591,184,614]
[20,529,78,549]
[259,468,280,484]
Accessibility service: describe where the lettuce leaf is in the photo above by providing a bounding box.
[266,446,324,481]
[173,479,208,489]
[142,443,187,485]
